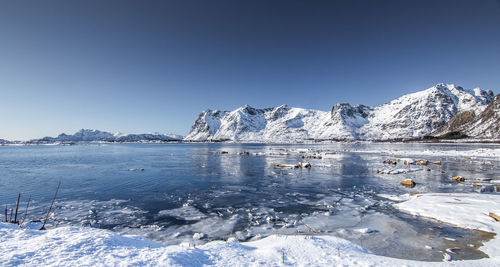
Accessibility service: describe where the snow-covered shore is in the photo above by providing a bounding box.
[2,193,500,266]
[394,193,500,259]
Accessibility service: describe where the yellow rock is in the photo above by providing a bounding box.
[400,179,416,188]
[490,212,500,222]
[472,183,480,187]
[277,164,290,168]
[433,161,442,165]
[451,176,465,182]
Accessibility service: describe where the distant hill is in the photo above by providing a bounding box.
[28,129,183,144]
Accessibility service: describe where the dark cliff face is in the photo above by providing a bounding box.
[475,94,500,137]
[430,111,477,137]
[431,94,500,139]
[331,103,371,120]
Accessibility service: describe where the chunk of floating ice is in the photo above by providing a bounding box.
[157,206,207,221]
[355,228,377,234]
[192,232,204,240]
[377,194,412,202]
[399,158,416,165]
[376,168,421,174]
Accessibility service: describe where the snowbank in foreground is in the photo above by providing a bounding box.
[394,193,500,258]
[1,212,499,267]
[2,194,500,266]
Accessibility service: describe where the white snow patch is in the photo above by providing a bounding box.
[157,206,207,221]
[1,222,499,266]
[378,193,412,202]
[395,193,500,257]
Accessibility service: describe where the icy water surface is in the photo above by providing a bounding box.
[1,142,499,261]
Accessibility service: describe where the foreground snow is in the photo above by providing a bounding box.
[2,193,500,266]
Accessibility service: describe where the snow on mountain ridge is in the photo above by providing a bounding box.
[33,129,183,143]
[185,84,494,141]
[431,93,500,139]
[358,83,494,139]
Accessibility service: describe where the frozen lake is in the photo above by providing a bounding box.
[1,142,499,261]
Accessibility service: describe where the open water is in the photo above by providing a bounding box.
[1,142,499,261]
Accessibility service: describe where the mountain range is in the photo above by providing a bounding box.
[185,83,497,142]
[1,83,498,144]
[25,129,183,144]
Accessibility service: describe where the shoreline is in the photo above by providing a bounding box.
[1,138,500,146]
[2,192,500,266]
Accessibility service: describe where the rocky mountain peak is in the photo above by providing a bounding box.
[185,84,495,142]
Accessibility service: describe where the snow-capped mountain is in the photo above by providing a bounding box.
[0,139,12,145]
[185,84,495,142]
[358,83,494,139]
[431,93,500,139]
[186,105,345,142]
[31,129,183,143]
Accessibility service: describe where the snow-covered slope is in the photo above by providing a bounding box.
[358,84,494,139]
[185,104,370,142]
[185,84,494,142]
[431,94,500,139]
[31,129,183,143]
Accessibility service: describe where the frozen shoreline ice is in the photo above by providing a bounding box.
[394,193,500,258]
[2,192,500,266]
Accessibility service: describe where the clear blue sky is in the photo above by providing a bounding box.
[1,0,499,140]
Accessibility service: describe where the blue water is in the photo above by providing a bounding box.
[0,142,498,261]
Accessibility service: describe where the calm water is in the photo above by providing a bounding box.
[1,142,499,261]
